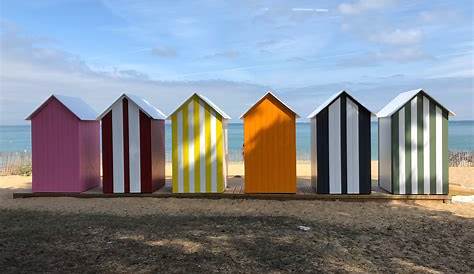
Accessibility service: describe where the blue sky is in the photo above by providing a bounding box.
[0,0,473,124]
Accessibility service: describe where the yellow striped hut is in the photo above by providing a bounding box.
[168,93,230,193]
[377,89,455,195]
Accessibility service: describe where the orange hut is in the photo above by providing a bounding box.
[241,92,300,193]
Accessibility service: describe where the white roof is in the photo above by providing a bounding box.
[240,91,300,119]
[26,94,97,121]
[377,89,455,118]
[307,90,374,119]
[167,93,230,119]
[97,93,166,120]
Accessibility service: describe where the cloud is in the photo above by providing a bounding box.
[338,0,395,15]
[339,47,430,66]
[203,50,239,60]
[419,10,458,23]
[291,8,329,13]
[0,26,269,124]
[151,46,177,58]
[369,29,422,45]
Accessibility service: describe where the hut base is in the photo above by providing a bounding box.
[14,177,450,202]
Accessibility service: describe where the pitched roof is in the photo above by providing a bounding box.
[26,94,97,121]
[307,90,374,119]
[240,91,300,119]
[377,89,455,118]
[167,93,230,119]
[97,93,166,120]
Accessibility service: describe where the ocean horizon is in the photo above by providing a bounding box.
[1,121,473,161]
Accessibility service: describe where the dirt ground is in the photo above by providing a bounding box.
[1,174,474,273]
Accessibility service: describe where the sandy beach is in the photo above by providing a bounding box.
[1,162,473,273]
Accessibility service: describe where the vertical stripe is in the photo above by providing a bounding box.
[340,96,347,194]
[417,95,424,194]
[199,103,206,193]
[310,118,317,188]
[316,109,329,194]
[328,98,341,194]
[111,101,124,193]
[128,101,141,193]
[410,98,417,194]
[429,102,436,194]
[171,114,178,193]
[188,101,195,193]
[183,105,189,193]
[177,111,184,193]
[442,110,448,194]
[123,99,130,193]
[358,108,371,194]
[102,112,113,193]
[194,99,200,193]
[139,111,151,193]
[423,97,430,194]
[216,116,224,192]
[210,112,217,192]
[392,113,399,194]
[436,106,443,194]
[398,108,405,194]
[205,107,212,192]
[346,98,360,194]
[405,105,411,194]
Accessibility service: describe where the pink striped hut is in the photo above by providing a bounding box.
[98,94,166,194]
[26,94,100,192]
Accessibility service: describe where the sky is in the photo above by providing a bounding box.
[0,0,473,124]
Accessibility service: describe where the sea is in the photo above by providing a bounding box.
[1,121,473,161]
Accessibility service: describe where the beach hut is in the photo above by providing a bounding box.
[26,94,100,192]
[98,94,166,194]
[241,91,299,193]
[168,93,230,193]
[307,91,372,194]
[377,89,455,194]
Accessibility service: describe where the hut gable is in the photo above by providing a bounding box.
[98,93,166,120]
[377,89,455,118]
[169,93,229,193]
[307,90,373,119]
[168,93,230,120]
[240,91,300,119]
[26,94,97,121]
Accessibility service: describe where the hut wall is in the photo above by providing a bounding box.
[171,97,227,193]
[385,94,449,194]
[101,98,165,193]
[31,98,81,192]
[243,96,296,193]
[78,121,101,191]
[312,95,371,194]
[378,117,392,192]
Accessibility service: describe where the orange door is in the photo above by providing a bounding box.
[243,96,296,193]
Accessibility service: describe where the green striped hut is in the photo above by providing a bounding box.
[377,89,455,195]
[168,93,230,193]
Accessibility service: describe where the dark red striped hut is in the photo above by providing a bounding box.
[98,94,166,193]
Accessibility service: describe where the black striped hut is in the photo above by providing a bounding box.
[377,89,455,195]
[307,90,373,194]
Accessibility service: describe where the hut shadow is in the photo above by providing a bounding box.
[0,203,472,273]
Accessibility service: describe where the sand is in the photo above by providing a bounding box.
[1,163,473,273]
